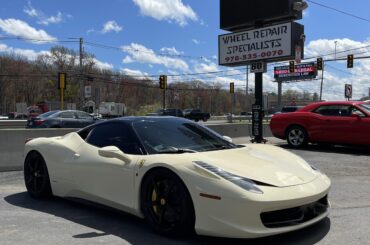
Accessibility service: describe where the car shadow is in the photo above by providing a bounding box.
[279,143,370,156]
[5,192,331,244]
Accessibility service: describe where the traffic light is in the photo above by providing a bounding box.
[289,61,295,73]
[317,58,323,71]
[230,82,234,94]
[159,75,167,89]
[58,72,66,90]
[347,54,354,68]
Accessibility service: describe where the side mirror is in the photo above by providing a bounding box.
[98,146,132,163]
[222,136,233,143]
[351,113,361,119]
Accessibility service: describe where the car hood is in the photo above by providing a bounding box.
[189,144,317,187]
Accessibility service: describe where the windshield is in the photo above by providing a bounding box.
[38,111,59,118]
[359,103,370,114]
[133,119,238,154]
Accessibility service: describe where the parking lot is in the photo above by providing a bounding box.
[1,142,370,245]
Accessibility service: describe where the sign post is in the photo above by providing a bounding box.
[345,84,352,100]
[58,73,66,110]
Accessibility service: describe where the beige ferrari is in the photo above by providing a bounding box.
[24,117,330,238]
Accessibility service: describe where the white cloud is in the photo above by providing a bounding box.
[121,43,189,71]
[0,43,49,60]
[38,12,63,25]
[132,0,198,26]
[160,47,184,55]
[23,1,64,25]
[24,1,38,17]
[93,59,114,70]
[192,39,200,45]
[0,18,57,43]
[121,68,149,77]
[194,61,218,74]
[102,21,123,33]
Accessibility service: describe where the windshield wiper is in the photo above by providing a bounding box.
[157,147,198,154]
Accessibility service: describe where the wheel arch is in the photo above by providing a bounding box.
[138,166,196,218]
[284,124,310,141]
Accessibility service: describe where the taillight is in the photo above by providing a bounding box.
[35,120,45,126]
[25,138,33,144]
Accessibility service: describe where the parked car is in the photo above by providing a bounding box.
[183,109,210,122]
[26,110,99,128]
[24,116,330,238]
[270,101,370,147]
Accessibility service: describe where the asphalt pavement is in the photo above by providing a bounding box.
[1,140,370,244]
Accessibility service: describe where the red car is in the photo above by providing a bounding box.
[270,101,370,147]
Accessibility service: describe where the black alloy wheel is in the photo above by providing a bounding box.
[141,169,195,236]
[24,151,52,198]
[286,126,308,148]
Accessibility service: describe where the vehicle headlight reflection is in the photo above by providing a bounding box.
[193,161,264,194]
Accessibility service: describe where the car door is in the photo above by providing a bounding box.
[76,111,95,127]
[313,105,359,144]
[349,105,370,145]
[70,122,142,209]
[58,111,80,128]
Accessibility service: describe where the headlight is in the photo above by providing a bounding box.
[193,161,264,194]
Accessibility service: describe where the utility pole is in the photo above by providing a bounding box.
[319,67,324,101]
[246,65,249,111]
[79,37,84,109]
[277,81,282,110]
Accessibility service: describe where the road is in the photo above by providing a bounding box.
[1,142,370,244]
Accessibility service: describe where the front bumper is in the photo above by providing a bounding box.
[191,173,330,239]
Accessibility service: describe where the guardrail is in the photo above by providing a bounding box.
[0,120,27,129]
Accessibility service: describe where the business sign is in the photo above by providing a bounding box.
[84,85,92,98]
[274,62,317,81]
[345,84,352,99]
[219,22,304,66]
[220,0,303,31]
[250,62,267,73]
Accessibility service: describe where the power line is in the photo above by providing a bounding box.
[84,41,213,61]
[307,0,370,23]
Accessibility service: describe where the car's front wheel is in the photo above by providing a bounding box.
[286,126,308,148]
[141,168,195,236]
[24,151,52,198]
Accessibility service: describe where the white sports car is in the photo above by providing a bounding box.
[24,117,330,238]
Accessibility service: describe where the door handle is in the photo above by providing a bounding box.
[74,153,80,158]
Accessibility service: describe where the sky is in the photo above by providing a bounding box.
[0,0,369,101]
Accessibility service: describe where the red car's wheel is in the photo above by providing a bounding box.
[286,126,308,148]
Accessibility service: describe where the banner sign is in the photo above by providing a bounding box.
[219,22,304,66]
[274,62,317,81]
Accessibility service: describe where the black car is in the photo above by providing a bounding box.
[183,109,210,122]
[26,110,98,128]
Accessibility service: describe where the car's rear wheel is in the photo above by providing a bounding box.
[286,126,308,148]
[202,117,208,122]
[24,151,52,198]
[141,168,195,236]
